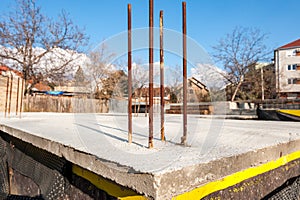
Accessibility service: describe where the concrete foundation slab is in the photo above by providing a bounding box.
[0,113,299,199]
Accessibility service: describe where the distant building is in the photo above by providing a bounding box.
[274,39,300,99]
[133,87,171,105]
[28,80,52,94]
[132,77,210,105]
[176,77,210,103]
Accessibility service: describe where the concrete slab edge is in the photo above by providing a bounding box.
[172,150,300,199]
[155,139,300,199]
[0,124,158,199]
[72,164,147,199]
[1,123,300,200]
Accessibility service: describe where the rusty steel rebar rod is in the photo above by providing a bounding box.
[145,94,148,117]
[148,0,154,148]
[19,79,24,118]
[181,1,188,145]
[4,76,9,118]
[160,10,165,141]
[8,75,13,117]
[16,77,20,115]
[127,3,133,144]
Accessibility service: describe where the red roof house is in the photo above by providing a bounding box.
[278,38,300,50]
[0,64,23,77]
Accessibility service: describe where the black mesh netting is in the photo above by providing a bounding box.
[263,176,300,200]
[0,137,9,196]
[0,133,70,200]
[1,132,299,200]
[6,141,69,200]
[0,133,116,200]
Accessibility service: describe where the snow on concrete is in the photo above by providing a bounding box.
[0,112,299,174]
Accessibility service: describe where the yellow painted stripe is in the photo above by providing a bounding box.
[72,165,147,200]
[173,151,300,200]
[278,109,300,117]
[119,196,149,200]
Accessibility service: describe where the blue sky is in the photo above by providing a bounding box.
[0,0,299,64]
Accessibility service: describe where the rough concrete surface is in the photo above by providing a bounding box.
[0,112,299,199]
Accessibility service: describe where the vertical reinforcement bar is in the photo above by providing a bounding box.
[148,0,154,148]
[4,76,9,118]
[160,10,165,141]
[145,94,148,116]
[181,2,188,145]
[16,77,20,115]
[127,4,133,144]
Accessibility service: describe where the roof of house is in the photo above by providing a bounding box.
[175,77,208,92]
[0,64,23,77]
[277,39,300,50]
[189,77,208,90]
[33,82,51,91]
[0,65,11,73]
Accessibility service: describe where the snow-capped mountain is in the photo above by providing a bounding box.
[0,45,89,80]
[191,63,227,90]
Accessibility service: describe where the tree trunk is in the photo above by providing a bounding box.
[134,98,137,117]
[231,81,243,102]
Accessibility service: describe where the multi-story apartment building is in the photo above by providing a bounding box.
[274,39,300,99]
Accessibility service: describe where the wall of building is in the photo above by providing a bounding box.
[276,48,300,96]
[188,82,210,102]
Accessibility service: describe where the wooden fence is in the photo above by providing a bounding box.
[23,96,109,113]
[0,75,23,114]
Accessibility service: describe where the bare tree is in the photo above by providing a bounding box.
[0,0,88,94]
[74,66,86,86]
[212,27,270,101]
[167,64,182,103]
[85,43,116,96]
[131,60,148,91]
[132,60,150,116]
[98,70,127,99]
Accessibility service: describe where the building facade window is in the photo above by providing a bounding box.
[287,78,298,84]
[286,50,300,57]
[287,64,297,71]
